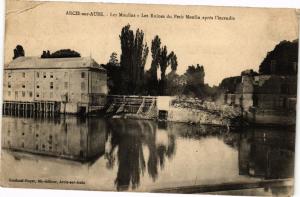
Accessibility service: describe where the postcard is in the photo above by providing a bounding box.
[1,0,299,196]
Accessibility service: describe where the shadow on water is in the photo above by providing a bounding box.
[105,119,176,191]
[238,127,295,180]
[1,115,295,194]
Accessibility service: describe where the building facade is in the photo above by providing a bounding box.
[222,72,297,125]
[3,56,107,114]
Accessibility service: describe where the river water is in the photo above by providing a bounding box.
[1,115,295,195]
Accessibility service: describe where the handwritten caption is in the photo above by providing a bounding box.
[65,11,236,21]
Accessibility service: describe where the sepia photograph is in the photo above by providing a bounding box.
[1,0,299,196]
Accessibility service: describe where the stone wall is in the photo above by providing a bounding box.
[167,107,230,126]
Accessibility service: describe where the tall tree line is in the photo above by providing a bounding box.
[105,25,179,96]
[119,25,149,94]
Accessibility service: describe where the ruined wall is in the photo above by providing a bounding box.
[253,75,297,110]
[167,107,230,125]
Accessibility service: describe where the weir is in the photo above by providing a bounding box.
[106,95,158,119]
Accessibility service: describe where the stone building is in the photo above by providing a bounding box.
[3,56,107,114]
[222,71,297,125]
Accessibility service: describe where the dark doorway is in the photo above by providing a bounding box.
[78,106,86,115]
[158,110,168,121]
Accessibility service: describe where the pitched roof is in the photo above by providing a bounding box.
[5,56,105,71]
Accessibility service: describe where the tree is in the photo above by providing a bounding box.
[119,25,134,94]
[13,45,25,59]
[103,52,121,94]
[119,25,149,94]
[109,52,119,65]
[166,71,183,96]
[259,40,298,75]
[132,29,149,94]
[146,35,161,95]
[183,64,206,98]
[169,52,178,72]
[158,46,172,95]
[40,49,81,58]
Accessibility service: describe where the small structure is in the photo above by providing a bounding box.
[3,56,107,115]
[157,96,173,121]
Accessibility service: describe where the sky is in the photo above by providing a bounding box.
[5,0,299,86]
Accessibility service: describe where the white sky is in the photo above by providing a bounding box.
[5,0,299,85]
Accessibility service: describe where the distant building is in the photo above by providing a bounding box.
[3,56,107,114]
[222,70,297,125]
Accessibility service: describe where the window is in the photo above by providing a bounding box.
[50,73,53,78]
[81,82,85,91]
[81,72,85,78]
[29,92,33,97]
[8,82,11,88]
[15,91,18,97]
[64,72,68,77]
[43,72,46,78]
[36,72,40,78]
[50,82,53,89]
[37,85,40,89]
[36,93,39,98]
[22,91,25,97]
[22,72,25,78]
[8,73,11,78]
[64,82,68,89]
[22,85,25,88]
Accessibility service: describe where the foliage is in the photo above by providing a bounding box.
[169,52,178,72]
[158,46,173,95]
[109,52,119,65]
[119,25,149,94]
[259,40,298,75]
[182,64,206,98]
[41,49,81,58]
[165,71,185,96]
[146,35,161,95]
[102,52,121,94]
[13,45,25,59]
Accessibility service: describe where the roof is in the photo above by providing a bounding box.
[4,56,106,71]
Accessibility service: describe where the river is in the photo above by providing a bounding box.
[0,115,295,195]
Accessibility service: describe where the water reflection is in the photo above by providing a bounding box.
[238,127,295,179]
[1,115,295,194]
[105,119,176,190]
[1,116,107,161]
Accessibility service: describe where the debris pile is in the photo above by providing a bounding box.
[171,98,241,119]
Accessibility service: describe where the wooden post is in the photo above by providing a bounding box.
[3,102,6,115]
[52,103,55,116]
[17,103,19,116]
